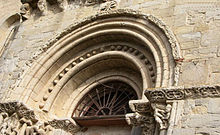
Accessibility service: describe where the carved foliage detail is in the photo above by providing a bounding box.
[0,102,80,135]
[0,102,46,135]
[0,102,37,123]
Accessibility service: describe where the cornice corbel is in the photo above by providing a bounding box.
[126,113,155,135]
[126,100,156,135]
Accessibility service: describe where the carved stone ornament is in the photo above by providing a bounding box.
[145,85,220,102]
[48,119,81,134]
[20,0,119,18]
[129,100,153,114]
[37,0,47,13]
[0,101,80,135]
[151,103,172,130]
[126,113,155,135]
[126,100,156,135]
[100,0,118,11]
[20,3,32,20]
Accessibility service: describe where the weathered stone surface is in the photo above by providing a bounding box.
[207,98,220,114]
[187,114,220,128]
[173,128,195,135]
[0,0,220,135]
[179,61,208,85]
[196,128,220,135]
[217,46,220,57]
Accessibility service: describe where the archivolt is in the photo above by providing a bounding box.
[13,9,182,118]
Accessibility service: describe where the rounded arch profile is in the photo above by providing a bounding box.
[13,9,182,119]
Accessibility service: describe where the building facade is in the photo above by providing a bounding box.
[0,0,220,135]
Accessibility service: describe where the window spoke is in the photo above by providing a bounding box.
[73,81,137,117]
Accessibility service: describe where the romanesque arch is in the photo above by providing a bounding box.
[9,9,181,135]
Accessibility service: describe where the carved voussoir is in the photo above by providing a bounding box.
[145,85,220,102]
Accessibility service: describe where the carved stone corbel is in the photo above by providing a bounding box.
[151,103,172,130]
[126,113,155,135]
[126,100,156,135]
[126,99,173,135]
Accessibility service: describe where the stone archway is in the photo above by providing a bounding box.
[7,9,181,135]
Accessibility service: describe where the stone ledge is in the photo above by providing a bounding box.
[145,85,220,102]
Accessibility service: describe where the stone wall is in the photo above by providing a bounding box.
[1,0,220,101]
[173,98,220,135]
[0,0,220,135]
[0,0,20,24]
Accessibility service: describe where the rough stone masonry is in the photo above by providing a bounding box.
[0,0,220,135]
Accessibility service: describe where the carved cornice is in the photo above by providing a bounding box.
[0,101,38,123]
[48,119,81,134]
[0,101,80,135]
[145,85,220,102]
